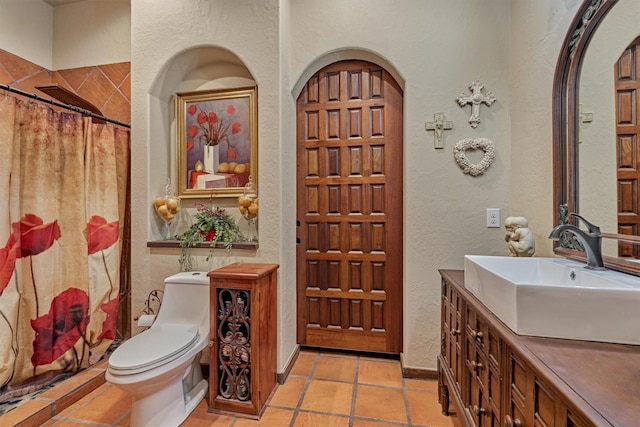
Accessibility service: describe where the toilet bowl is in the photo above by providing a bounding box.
[106,271,210,427]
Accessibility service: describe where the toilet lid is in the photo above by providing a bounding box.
[108,323,199,373]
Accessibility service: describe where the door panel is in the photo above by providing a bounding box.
[616,36,640,257]
[296,60,403,353]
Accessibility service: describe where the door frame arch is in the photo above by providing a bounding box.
[291,49,405,100]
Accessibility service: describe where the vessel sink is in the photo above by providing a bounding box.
[463,255,640,345]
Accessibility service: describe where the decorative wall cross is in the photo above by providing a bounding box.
[425,112,453,149]
[456,80,496,128]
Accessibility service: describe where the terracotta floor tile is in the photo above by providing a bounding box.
[179,399,234,427]
[55,383,106,418]
[38,370,106,415]
[299,379,354,415]
[63,384,130,424]
[116,412,132,426]
[293,411,351,426]
[406,389,454,427]
[291,352,317,377]
[353,384,407,424]
[358,359,403,388]
[313,355,357,382]
[233,407,294,426]
[352,419,407,427]
[404,378,439,392]
[3,351,452,426]
[269,376,307,408]
[44,421,98,426]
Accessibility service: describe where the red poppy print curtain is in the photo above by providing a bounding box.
[0,94,129,390]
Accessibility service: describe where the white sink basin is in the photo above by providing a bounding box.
[463,255,640,345]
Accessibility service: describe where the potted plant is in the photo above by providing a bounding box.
[178,204,241,270]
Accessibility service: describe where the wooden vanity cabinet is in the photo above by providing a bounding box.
[505,349,589,427]
[441,278,463,394]
[439,270,640,427]
[461,293,502,426]
[208,263,279,419]
[440,276,501,426]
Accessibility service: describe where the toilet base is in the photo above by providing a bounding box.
[110,356,208,427]
[129,376,208,427]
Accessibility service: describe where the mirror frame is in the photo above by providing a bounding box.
[552,0,640,276]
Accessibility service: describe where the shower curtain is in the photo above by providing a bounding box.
[0,94,130,391]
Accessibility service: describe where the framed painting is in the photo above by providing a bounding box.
[176,86,257,198]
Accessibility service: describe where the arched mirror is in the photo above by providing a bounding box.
[553,0,640,275]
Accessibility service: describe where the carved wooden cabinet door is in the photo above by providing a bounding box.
[296,60,403,353]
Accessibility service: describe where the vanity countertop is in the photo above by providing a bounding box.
[520,336,640,426]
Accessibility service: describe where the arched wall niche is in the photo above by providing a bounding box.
[150,45,255,100]
[291,48,405,99]
[146,45,256,221]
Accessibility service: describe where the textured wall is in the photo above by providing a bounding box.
[288,0,515,370]
[134,0,584,372]
[52,0,130,70]
[0,0,591,374]
[509,0,581,259]
[130,0,288,365]
[0,0,129,72]
[131,0,516,371]
[0,0,53,69]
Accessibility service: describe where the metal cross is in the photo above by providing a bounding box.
[425,112,453,149]
[456,80,496,128]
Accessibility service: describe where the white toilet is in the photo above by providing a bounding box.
[106,271,210,427]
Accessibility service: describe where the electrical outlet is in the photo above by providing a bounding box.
[487,208,500,228]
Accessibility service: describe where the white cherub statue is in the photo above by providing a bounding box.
[504,216,535,257]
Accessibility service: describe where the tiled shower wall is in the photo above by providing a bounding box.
[0,48,130,124]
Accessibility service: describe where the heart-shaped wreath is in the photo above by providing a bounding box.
[453,138,496,176]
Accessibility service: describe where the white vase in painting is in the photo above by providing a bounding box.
[204,144,219,173]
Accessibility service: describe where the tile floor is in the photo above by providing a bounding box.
[1,349,455,427]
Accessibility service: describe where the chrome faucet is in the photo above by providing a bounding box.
[549,213,605,270]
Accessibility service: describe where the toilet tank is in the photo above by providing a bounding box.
[154,271,210,328]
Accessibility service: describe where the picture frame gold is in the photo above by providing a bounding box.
[176,86,257,198]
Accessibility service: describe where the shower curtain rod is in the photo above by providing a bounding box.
[0,83,130,128]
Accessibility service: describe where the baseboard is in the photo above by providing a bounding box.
[400,352,438,380]
[277,345,300,384]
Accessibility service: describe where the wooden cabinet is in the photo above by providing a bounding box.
[208,263,279,419]
[439,270,640,427]
[464,303,501,427]
[441,278,463,394]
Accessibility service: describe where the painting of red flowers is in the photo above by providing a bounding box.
[176,87,257,198]
[12,214,61,258]
[87,215,119,255]
[31,288,90,367]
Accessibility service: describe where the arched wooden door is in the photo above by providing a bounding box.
[616,36,640,257]
[296,60,403,353]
